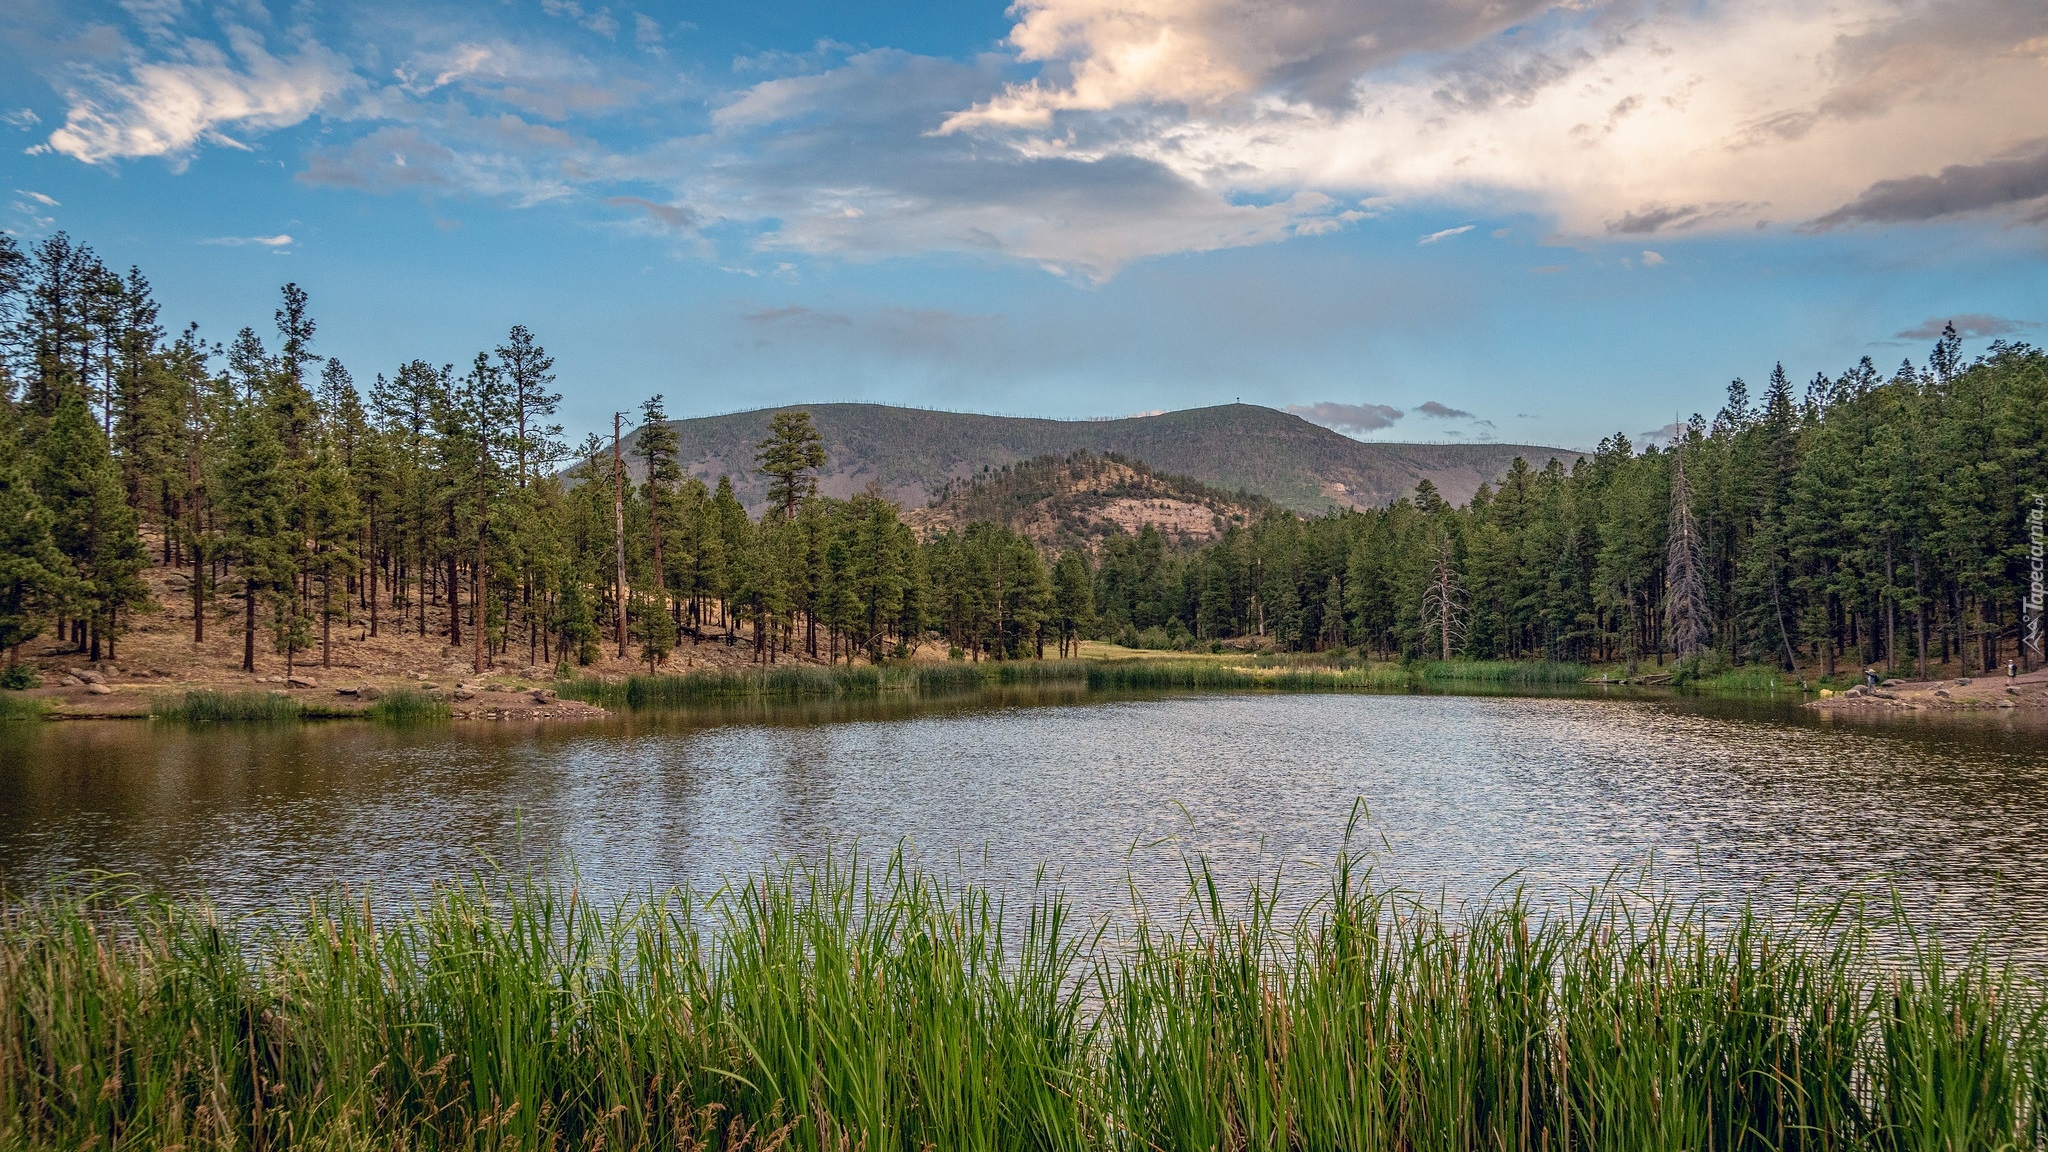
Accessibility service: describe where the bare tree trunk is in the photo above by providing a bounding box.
[613,413,629,660]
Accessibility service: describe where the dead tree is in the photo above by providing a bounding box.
[1664,445,1709,659]
[1419,533,1465,661]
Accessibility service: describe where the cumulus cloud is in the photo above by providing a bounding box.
[941,0,1557,129]
[1416,401,1473,418]
[1286,401,1404,434]
[1640,250,1665,266]
[1895,313,2038,339]
[43,25,352,165]
[944,0,2048,238]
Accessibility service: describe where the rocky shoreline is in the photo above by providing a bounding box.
[1807,668,2048,714]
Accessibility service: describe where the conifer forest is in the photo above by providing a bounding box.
[2,231,2043,679]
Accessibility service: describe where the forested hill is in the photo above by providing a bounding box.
[903,452,1265,552]
[631,403,1575,514]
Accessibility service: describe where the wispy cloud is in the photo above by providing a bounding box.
[1814,143,2048,229]
[41,25,352,166]
[1895,313,2038,339]
[2,109,40,130]
[14,190,59,207]
[1286,401,1405,434]
[1418,224,1474,245]
[1416,401,1472,418]
[200,233,295,248]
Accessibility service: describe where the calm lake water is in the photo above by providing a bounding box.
[4,688,2047,952]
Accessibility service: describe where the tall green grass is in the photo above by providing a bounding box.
[0,694,44,722]
[560,660,1100,709]
[365,688,451,723]
[4,849,2041,1152]
[149,689,305,723]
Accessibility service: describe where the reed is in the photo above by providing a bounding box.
[365,688,451,723]
[0,694,44,722]
[149,689,305,723]
[560,660,1101,709]
[3,848,2040,1152]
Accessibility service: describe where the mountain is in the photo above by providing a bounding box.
[632,402,1578,515]
[903,452,1267,551]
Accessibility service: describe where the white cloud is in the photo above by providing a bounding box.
[45,25,352,165]
[14,190,59,207]
[945,0,2048,236]
[1641,250,1666,266]
[201,233,295,247]
[1419,224,1473,245]
[2,109,41,130]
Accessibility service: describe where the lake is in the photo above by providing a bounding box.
[4,687,2047,954]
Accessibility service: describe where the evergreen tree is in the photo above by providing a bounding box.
[756,409,826,520]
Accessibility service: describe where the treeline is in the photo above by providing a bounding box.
[1100,333,2046,676]
[2,230,2041,680]
[0,233,1096,674]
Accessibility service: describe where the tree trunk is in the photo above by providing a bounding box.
[321,575,332,668]
[243,580,258,673]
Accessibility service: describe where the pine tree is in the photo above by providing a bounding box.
[33,394,147,660]
[216,396,290,673]
[756,410,826,520]
[0,431,72,664]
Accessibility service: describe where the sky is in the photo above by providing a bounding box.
[2,0,2044,451]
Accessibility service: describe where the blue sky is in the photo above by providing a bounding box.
[3,0,2044,450]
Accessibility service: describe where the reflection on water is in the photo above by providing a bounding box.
[3,688,2047,955]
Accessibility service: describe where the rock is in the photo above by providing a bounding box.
[1845,685,1866,697]
[287,675,318,689]
[59,674,82,687]
[358,685,382,701]
[1955,678,1971,686]
[529,688,556,703]
[75,669,105,685]
[1881,678,1904,688]
[452,688,476,701]
[86,683,113,695]
[335,686,359,695]
[1934,689,1950,698]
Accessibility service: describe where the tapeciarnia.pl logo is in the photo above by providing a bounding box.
[2029,493,2045,658]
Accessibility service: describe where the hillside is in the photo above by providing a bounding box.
[631,403,1577,514]
[903,452,1267,551]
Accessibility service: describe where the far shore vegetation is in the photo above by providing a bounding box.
[3,230,2041,707]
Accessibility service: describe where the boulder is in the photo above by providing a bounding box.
[358,685,382,701]
[1881,678,1905,688]
[75,669,105,685]
[86,683,113,695]
[287,675,318,689]
[529,688,556,703]
[59,674,82,687]
[452,688,477,701]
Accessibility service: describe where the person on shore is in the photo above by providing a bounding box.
[2013,660,2021,680]
[1865,667,1879,687]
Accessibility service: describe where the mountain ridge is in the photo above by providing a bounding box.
[630,402,1580,515]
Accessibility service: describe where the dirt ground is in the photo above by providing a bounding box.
[10,548,835,721]
[1808,666,2048,714]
